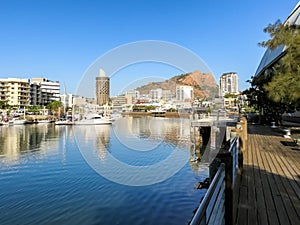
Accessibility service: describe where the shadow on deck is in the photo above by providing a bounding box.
[236,125,300,225]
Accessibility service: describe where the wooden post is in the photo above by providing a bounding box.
[237,119,247,152]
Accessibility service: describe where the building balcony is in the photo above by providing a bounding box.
[20,89,30,92]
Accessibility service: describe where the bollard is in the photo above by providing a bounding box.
[271,121,276,128]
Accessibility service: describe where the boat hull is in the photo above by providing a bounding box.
[74,119,112,125]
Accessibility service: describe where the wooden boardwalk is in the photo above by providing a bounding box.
[236,125,300,225]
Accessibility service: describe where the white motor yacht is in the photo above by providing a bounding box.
[74,114,112,125]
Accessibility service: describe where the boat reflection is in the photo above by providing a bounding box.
[0,117,205,174]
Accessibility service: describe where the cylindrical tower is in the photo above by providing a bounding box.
[96,69,110,106]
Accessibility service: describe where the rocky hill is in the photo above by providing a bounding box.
[136,70,218,99]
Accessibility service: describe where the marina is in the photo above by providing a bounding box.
[0,1,299,224]
[0,116,208,225]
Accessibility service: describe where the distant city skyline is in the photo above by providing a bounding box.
[0,0,298,96]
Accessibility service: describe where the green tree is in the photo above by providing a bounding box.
[47,101,62,115]
[28,105,41,114]
[259,20,300,105]
[244,20,300,124]
[224,93,237,98]
[0,101,6,109]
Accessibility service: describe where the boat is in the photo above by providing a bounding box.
[12,118,27,125]
[282,111,300,127]
[55,119,74,125]
[74,114,112,125]
[1,119,13,126]
[38,119,54,124]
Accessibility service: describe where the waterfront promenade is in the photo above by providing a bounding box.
[236,125,300,225]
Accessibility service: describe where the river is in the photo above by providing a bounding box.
[0,116,208,225]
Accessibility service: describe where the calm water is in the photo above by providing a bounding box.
[0,117,208,225]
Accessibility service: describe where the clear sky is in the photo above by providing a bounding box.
[0,0,299,96]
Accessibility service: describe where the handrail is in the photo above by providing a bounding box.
[228,136,238,153]
[229,137,239,186]
[190,163,226,225]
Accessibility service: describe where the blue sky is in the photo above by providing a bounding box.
[0,0,299,96]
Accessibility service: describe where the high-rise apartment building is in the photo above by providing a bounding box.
[125,90,140,104]
[0,77,60,107]
[219,72,239,97]
[96,69,110,106]
[149,88,163,101]
[0,78,30,107]
[176,85,194,101]
[31,78,60,105]
[30,82,42,106]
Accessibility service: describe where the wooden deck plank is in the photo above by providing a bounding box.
[251,134,268,225]
[259,136,291,225]
[274,141,300,188]
[247,134,257,225]
[256,143,280,225]
[265,136,300,223]
[236,125,300,225]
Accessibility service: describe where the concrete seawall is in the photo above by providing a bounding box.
[121,111,190,118]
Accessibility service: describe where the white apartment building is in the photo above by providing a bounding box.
[111,95,126,107]
[149,88,163,101]
[176,85,194,101]
[125,90,140,104]
[0,77,60,107]
[0,78,30,107]
[31,78,60,105]
[162,90,173,102]
[60,93,74,108]
[219,72,239,97]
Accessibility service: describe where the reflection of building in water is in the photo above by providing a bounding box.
[125,116,190,147]
[96,126,110,160]
[162,119,190,147]
[129,116,152,138]
[0,125,60,162]
[74,125,111,160]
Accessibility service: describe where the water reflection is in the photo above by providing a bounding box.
[113,116,191,152]
[0,117,203,174]
[0,124,61,162]
[73,124,111,160]
[0,118,208,225]
[72,117,195,186]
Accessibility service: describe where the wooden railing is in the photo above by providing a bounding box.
[190,137,241,225]
[229,137,239,188]
[190,163,226,225]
